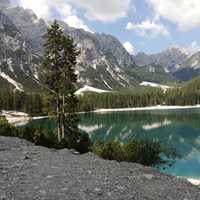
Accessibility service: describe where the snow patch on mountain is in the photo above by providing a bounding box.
[103,80,113,90]
[7,58,14,72]
[140,81,171,92]
[0,71,23,91]
[75,85,110,95]
[190,60,200,69]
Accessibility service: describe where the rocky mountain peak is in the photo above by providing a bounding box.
[134,47,189,73]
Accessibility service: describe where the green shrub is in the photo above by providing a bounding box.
[17,126,58,147]
[0,117,18,136]
[0,118,91,154]
[92,141,126,162]
[56,130,92,153]
[92,140,176,166]
[17,127,91,153]
[124,140,162,166]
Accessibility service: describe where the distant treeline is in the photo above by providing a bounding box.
[165,77,200,105]
[1,77,200,115]
[79,78,200,111]
[0,85,44,115]
[78,87,164,111]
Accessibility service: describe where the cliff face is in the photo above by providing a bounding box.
[0,136,199,200]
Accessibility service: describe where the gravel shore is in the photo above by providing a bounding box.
[0,136,200,200]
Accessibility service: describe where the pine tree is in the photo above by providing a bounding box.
[43,20,79,141]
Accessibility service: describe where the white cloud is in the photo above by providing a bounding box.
[65,15,93,33]
[19,0,132,33]
[20,0,50,19]
[69,0,132,22]
[126,20,169,38]
[19,0,92,32]
[149,0,200,31]
[123,41,135,55]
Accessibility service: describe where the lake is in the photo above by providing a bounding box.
[30,109,200,180]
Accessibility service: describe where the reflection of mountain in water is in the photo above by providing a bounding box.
[79,110,200,178]
[79,110,200,158]
[29,109,200,178]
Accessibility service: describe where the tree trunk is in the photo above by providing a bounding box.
[61,95,65,139]
[56,95,61,142]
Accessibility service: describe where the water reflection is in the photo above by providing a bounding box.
[78,109,200,179]
[30,109,200,179]
[142,119,171,130]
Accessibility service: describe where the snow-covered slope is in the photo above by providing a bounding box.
[140,81,171,92]
[75,85,110,95]
[0,71,23,91]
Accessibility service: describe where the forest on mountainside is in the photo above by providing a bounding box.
[1,76,200,115]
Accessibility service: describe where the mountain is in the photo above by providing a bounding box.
[0,1,188,91]
[134,52,155,67]
[58,21,138,89]
[134,48,189,73]
[125,63,177,84]
[0,2,142,91]
[133,47,200,83]
[2,4,47,55]
[173,52,200,81]
[0,8,41,91]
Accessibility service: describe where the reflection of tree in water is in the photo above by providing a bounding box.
[28,110,200,178]
[28,118,57,129]
[29,110,200,159]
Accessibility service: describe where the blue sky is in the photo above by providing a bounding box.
[10,0,200,55]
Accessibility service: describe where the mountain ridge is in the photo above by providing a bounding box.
[134,48,190,73]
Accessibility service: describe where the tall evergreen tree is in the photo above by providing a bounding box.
[43,20,79,141]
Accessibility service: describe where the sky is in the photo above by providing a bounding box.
[10,0,200,55]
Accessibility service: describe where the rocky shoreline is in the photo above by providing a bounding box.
[0,136,200,200]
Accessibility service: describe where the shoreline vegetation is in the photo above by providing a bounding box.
[0,115,178,166]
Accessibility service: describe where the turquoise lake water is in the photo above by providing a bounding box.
[31,109,200,179]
